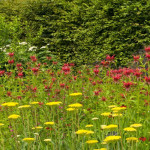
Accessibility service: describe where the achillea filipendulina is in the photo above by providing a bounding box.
[130,124,142,128]
[46,102,62,106]
[8,114,20,119]
[69,93,82,96]
[66,108,76,111]
[23,138,35,142]
[44,139,51,142]
[2,102,18,107]
[18,105,31,109]
[112,107,126,112]
[30,102,39,105]
[85,124,93,128]
[103,136,121,143]
[94,148,107,150]
[68,103,83,108]
[123,127,136,132]
[86,140,98,144]
[126,137,138,142]
[75,129,87,135]
[44,122,54,125]
[101,112,111,116]
[103,124,118,130]
[0,123,4,126]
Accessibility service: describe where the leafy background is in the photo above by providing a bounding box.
[0,0,150,66]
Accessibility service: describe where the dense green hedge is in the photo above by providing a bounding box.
[1,0,150,66]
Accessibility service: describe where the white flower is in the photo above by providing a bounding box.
[19,42,27,45]
[28,46,37,51]
[40,46,46,49]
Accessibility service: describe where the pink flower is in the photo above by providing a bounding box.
[133,55,140,62]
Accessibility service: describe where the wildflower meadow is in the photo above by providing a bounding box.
[0,46,150,150]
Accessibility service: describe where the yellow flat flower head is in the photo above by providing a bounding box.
[69,93,82,96]
[126,137,138,142]
[18,105,31,109]
[66,108,76,111]
[0,123,4,126]
[2,102,18,107]
[85,124,93,128]
[23,138,35,142]
[103,124,118,130]
[101,112,111,116]
[123,127,136,132]
[44,122,54,125]
[8,114,20,119]
[130,124,142,128]
[44,139,51,142]
[103,136,121,143]
[68,103,83,108]
[46,102,62,106]
[86,140,98,144]
[30,102,39,105]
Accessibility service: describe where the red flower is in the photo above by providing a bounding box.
[8,60,14,64]
[133,55,140,62]
[47,56,52,60]
[106,55,115,61]
[92,81,96,85]
[139,137,146,141]
[7,91,11,97]
[102,96,106,101]
[145,76,150,84]
[53,61,58,65]
[16,63,22,68]
[0,70,5,76]
[94,91,100,96]
[93,68,99,75]
[145,53,150,60]
[60,83,65,88]
[101,60,109,67]
[123,68,133,76]
[8,52,14,57]
[145,46,150,53]
[123,82,133,90]
[32,68,39,73]
[18,72,23,78]
[113,74,121,82]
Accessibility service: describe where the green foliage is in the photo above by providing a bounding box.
[1,0,150,66]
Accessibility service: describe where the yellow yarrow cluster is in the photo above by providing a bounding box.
[108,105,116,108]
[44,122,54,125]
[94,148,107,150]
[111,107,126,112]
[86,140,98,144]
[23,138,35,142]
[8,114,20,119]
[85,124,93,128]
[69,93,82,96]
[101,112,111,116]
[66,108,76,111]
[2,102,18,107]
[102,124,118,130]
[103,136,121,143]
[46,102,62,106]
[68,103,83,108]
[75,129,94,135]
[30,102,39,105]
[130,124,142,128]
[123,127,136,132]
[0,123,4,126]
[126,137,138,142]
[44,139,51,142]
[18,105,31,109]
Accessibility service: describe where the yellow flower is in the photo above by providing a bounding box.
[86,140,98,144]
[18,105,31,109]
[130,124,142,128]
[112,113,122,117]
[94,148,107,150]
[108,105,116,108]
[44,139,51,142]
[101,112,111,116]
[46,102,62,106]
[44,122,54,125]
[123,127,136,132]
[126,137,138,142]
[101,125,107,129]
[66,108,76,111]
[23,138,35,142]
[103,136,121,143]
[86,130,94,135]
[75,129,87,135]
[0,123,4,126]
[30,102,39,105]
[69,93,82,96]
[35,126,43,129]
[68,103,83,108]
[85,124,93,128]
[8,114,20,119]
[103,124,118,130]
[2,102,18,107]
[111,107,126,112]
